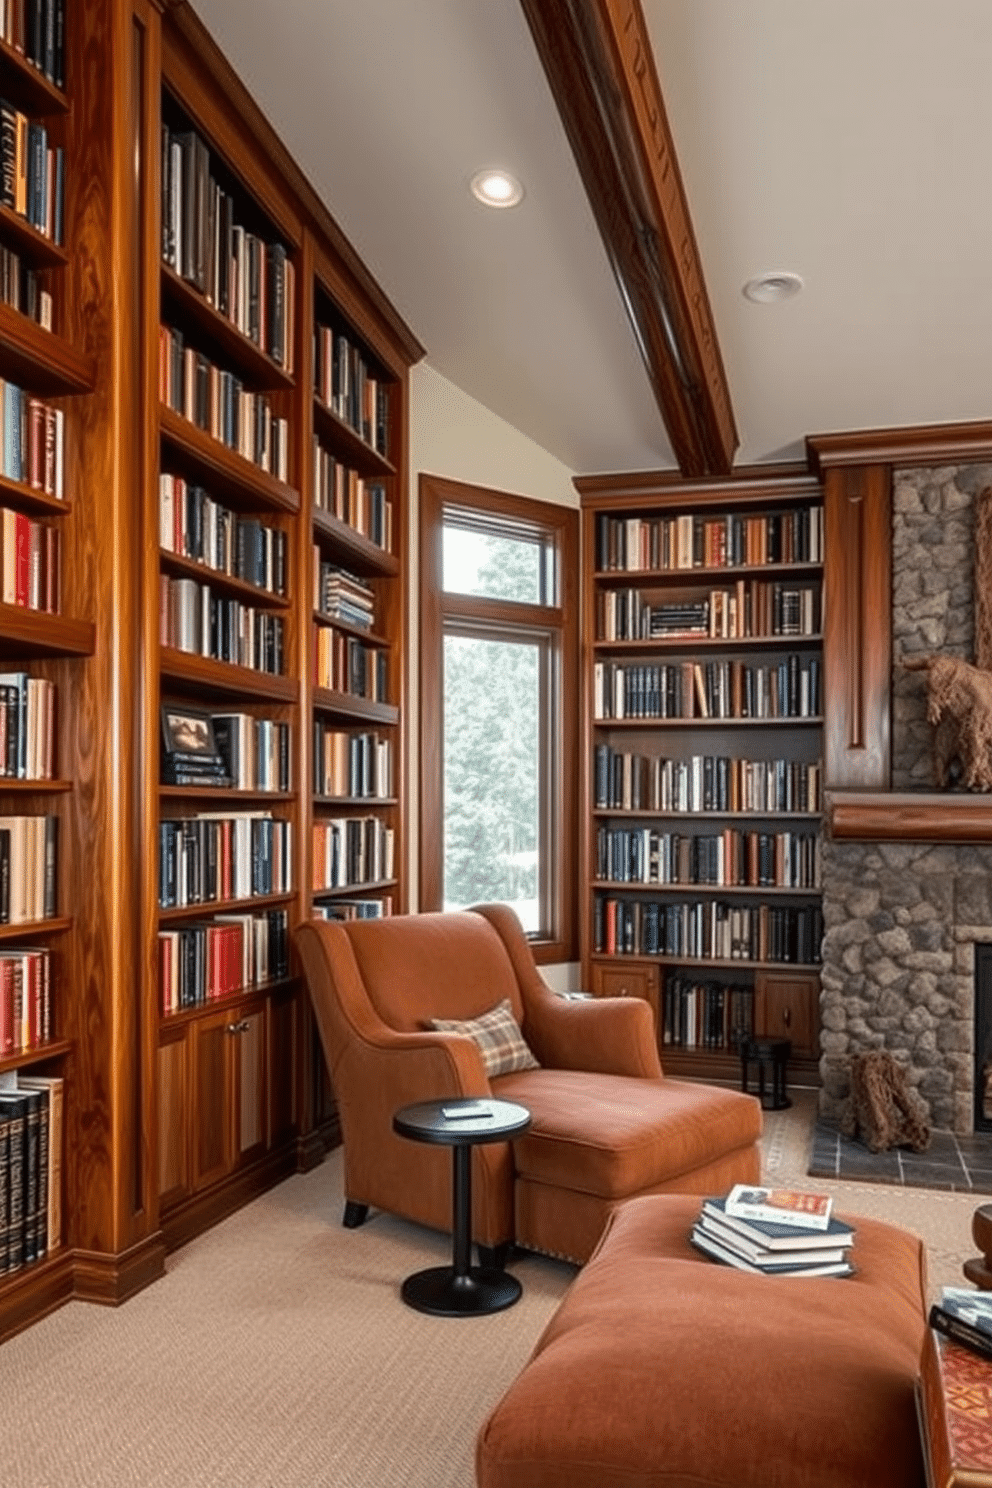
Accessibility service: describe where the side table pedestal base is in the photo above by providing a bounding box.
[401,1265,523,1317]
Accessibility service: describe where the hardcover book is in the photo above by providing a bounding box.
[724,1183,833,1230]
[918,1326,992,1488]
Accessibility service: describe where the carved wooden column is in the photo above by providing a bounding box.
[818,461,892,788]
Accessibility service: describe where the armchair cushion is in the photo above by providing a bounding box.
[429,998,540,1078]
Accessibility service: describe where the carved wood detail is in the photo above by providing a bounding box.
[822,464,892,788]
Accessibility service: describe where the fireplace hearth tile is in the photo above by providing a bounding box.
[809,1121,992,1192]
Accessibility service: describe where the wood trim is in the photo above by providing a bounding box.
[808,420,992,472]
[577,470,821,511]
[822,465,891,789]
[520,0,737,476]
[418,474,579,959]
[828,791,992,843]
[0,1249,75,1346]
[71,1232,167,1305]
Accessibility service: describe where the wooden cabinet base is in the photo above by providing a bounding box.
[159,1141,301,1255]
[0,1249,75,1347]
[71,1233,167,1306]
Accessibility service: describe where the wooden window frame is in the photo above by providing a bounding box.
[419,473,579,963]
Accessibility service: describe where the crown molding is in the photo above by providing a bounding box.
[808,420,992,473]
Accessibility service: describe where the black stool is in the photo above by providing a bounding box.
[740,1036,791,1110]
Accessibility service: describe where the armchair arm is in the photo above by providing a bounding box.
[469,903,663,1078]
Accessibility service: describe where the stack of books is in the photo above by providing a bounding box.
[690,1184,856,1277]
[929,1287,992,1361]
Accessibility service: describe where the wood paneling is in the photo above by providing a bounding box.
[821,464,892,789]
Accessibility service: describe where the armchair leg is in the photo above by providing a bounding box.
[477,1241,512,1271]
[343,1200,369,1229]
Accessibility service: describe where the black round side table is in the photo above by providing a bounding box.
[392,1096,531,1317]
[740,1036,792,1110]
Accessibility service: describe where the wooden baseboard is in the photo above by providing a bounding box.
[72,1232,167,1306]
[0,1247,75,1346]
[159,1145,298,1254]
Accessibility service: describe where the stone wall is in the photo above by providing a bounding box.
[891,464,992,786]
[819,840,992,1133]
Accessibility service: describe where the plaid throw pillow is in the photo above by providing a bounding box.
[429,998,540,1078]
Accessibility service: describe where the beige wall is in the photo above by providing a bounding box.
[407,361,579,992]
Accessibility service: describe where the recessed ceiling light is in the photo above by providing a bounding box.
[470,169,524,209]
[743,272,804,304]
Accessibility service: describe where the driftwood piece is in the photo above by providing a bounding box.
[905,653,992,791]
[838,1051,931,1153]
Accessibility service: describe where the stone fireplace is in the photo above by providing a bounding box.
[818,459,992,1135]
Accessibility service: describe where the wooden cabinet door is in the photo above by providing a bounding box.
[234,1007,267,1169]
[157,1026,191,1211]
[192,1010,234,1192]
[590,962,659,1029]
[755,971,820,1061]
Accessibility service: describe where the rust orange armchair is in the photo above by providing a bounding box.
[294,904,762,1264]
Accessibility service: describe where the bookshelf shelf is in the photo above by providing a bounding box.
[159,785,297,805]
[0,607,93,657]
[314,794,398,809]
[312,877,397,900]
[312,507,398,576]
[161,264,295,392]
[159,647,297,702]
[582,476,824,1078]
[159,973,300,1029]
[159,548,291,609]
[159,406,299,515]
[312,686,399,725]
[0,38,69,114]
[0,915,71,939]
[0,205,67,269]
[0,303,94,395]
[0,1038,72,1074]
[158,890,294,925]
[312,396,395,480]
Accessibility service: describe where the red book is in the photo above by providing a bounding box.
[0,959,13,1053]
[918,1327,992,1487]
[15,511,30,607]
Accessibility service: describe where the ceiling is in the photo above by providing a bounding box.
[189,0,992,478]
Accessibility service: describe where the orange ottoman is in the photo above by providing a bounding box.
[476,1192,928,1488]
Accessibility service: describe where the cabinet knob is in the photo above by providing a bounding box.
[227,1018,250,1034]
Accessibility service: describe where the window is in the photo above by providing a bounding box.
[419,475,578,961]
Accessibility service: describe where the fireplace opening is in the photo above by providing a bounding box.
[974,944,992,1132]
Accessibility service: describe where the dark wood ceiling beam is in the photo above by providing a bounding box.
[520,0,737,476]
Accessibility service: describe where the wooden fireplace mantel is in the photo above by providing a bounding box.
[828,791,992,843]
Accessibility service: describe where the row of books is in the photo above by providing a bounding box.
[160,124,295,371]
[159,574,284,675]
[313,322,389,456]
[0,102,64,244]
[593,657,821,721]
[662,976,753,1051]
[1,1,65,88]
[0,506,58,615]
[0,944,49,1053]
[0,812,56,922]
[313,725,392,801]
[0,1074,63,1275]
[0,383,65,497]
[314,559,374,631]
[158,325,290,481]
[158,812,292,909]
[0,245,51,328]
[210,713,291,794]
[691,1187,853,1278]
[159,474,287,596]
[595,826,821,890]
[158,908,289,1016]
[313,442,392,551]
[0,671,54,779]
[594,748,823,816]
[593,895,824,964]
[312,815,395,892]
[596,505,824,573]
[312,897,392,922]
[313,624,388,702]
[602,581,819,643]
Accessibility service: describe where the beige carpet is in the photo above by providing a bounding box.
[1,1095,983,1487]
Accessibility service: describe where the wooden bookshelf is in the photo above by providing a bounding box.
[0,0,422,1342]
[580,474,825,1086]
